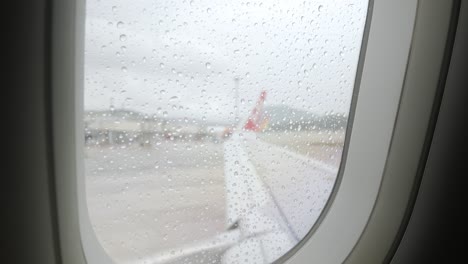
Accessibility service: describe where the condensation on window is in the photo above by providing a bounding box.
[83,0,368,263]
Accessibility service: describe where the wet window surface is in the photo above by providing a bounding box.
[84,0,368,263]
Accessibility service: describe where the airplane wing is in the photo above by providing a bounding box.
[221,91,339,263]
[222,131,337,263]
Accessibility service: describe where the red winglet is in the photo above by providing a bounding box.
[244,90,268,132]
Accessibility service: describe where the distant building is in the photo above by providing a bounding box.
[84,109,209,146]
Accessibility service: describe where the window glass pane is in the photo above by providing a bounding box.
[84,0,368,263]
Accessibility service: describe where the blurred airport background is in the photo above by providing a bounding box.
[84,106,345,263]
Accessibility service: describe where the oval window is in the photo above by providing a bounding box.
[84,0,369,263]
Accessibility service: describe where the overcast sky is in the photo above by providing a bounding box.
[84,0,368,123]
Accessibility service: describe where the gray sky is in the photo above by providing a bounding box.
[84,0,368,123]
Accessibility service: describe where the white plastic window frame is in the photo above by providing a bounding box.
[49,0,447,263]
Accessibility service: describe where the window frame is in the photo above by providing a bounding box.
[49,0,456,263]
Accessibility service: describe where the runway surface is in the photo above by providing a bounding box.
[85,132,343,263]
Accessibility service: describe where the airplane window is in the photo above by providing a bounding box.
[83,0,369,263]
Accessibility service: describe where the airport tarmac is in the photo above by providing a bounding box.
[85,131,343,263]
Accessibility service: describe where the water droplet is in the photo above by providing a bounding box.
[117,21,124,28]
[318,5,323,12]
[205,62,211,69]
[119,34,127,41]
